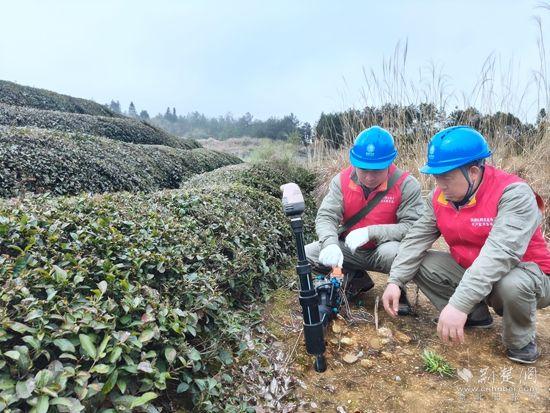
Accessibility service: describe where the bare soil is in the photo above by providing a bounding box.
[264,272,550,413]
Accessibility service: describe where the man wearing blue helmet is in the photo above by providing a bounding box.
[305,126,424,313]
[382,126,550,363]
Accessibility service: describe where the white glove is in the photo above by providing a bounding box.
[318,244,343,268]
[345,227,370,254]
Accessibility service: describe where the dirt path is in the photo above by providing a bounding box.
[264,272,550,413]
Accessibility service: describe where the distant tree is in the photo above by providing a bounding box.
[139,110,150,120]
[536,108,547,125]
[109,100,121,113]
[299,122,313,145]
[316,112,344,148]
[128,102,138,118]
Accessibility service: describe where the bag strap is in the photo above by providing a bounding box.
[337,169,404,236]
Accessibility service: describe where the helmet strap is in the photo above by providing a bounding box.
[453,161,485,208]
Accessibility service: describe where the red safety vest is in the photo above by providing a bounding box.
[340,164,408,249]
[433,165,550,274]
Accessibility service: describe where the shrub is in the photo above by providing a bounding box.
[0,162,316,412]
[0,126,241,198]
[0,103,199,150]
[0,81,119,118]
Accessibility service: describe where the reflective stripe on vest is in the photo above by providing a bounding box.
[432,165,550,273]
[340,164,408,249]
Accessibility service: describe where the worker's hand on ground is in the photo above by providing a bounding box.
[382,283,401,317]
[437,304,467,345]
[318,244,344,268]
[344,227,370,254]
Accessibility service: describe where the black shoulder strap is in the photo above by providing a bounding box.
[337,169,404,236]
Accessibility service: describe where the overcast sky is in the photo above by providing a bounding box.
[0,0,548,123]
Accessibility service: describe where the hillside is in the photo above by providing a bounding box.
[0,103,199,149]
[0,81,237,197]
[0,80,120,117]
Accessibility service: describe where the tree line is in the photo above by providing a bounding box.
[106,100,547,150]
[105,100,312,143]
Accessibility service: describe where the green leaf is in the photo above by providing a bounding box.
[109,347,123,363]
[79,334,97,359]
[4,350,20,360]
[0,377,15,390]
[187,348,201,361]
[117,377,127,394]
[176,382,189,393]
[25,309,43,322]
[54,338,75,353]
[129,392,157,408]
[8,321,36,334]
[97,280,108,294]
[22,335,41,350]
[53,265,68,283]
[90,364,110,374]
[137,361,153,373]
[50,397,84,412]
[164,347,176,364]
[97,334,110,359]
[218,349,233,365]
[138,329,154,343]
[35,369,54,388]
[33,395,50,413]
[102,370,118,395]
[16,378,35,399]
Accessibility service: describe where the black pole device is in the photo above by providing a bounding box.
[281,183,327,372]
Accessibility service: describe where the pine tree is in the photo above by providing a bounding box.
[128,102,138,118]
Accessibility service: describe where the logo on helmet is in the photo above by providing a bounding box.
[428,144,436,159]
[365,144,376,157]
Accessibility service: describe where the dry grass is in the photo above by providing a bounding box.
[307,6,550,237]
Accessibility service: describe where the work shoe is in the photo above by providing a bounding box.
[397,288,412,316]
[465,303,493,329]
[506,341,540,364]
[345,270,374,299]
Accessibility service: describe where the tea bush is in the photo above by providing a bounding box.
[0,126,240,198]
[0,103,199,150]
[0,162,317,412]
[0,81,119,118]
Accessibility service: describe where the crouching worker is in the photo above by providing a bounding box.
[306,126,424,314]
[382,126,550,363]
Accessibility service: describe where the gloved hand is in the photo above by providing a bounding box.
[318,244,343,268]
[345,227,370,254]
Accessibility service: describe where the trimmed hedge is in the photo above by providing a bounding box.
[0,126,241,198]
[0,103,199,150]
[0,162,316,412]
[0,81,119,118]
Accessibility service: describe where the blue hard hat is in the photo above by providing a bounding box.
[420,126,492,175]
[349,126,398,170]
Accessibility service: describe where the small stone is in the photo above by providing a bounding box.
[340,337,353,345]
[343,353,359,364]
[310,402,318,409]
[381,351,393,360]
[369,337,383,350]
[394,331,411,343]
[401,348,414,356]
[457,368,473,382]
[377,327,393,338]
[332,323,342,334]
[360,359,373,368]
[330,338,339,345]
[395,376,401,382]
